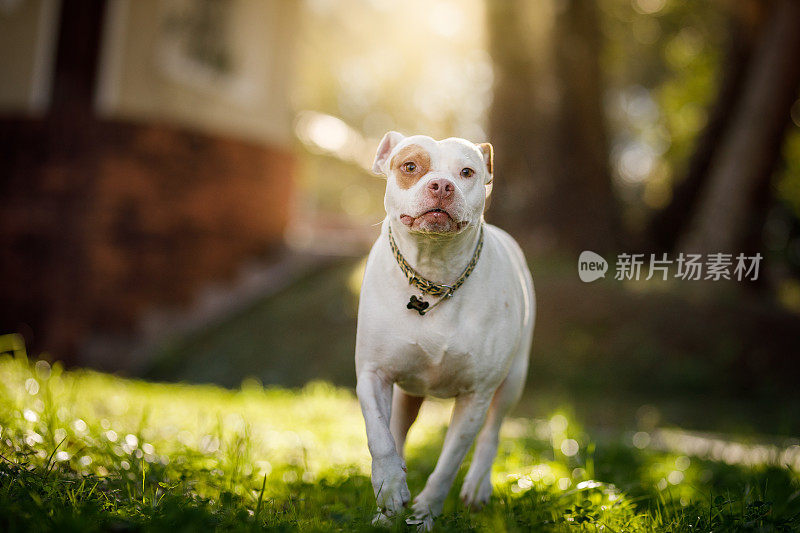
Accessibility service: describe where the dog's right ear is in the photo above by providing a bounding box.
[371,131,405,175]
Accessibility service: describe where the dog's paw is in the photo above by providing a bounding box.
[406,490,444,532]
[406,513,435,532]
[371,456,410,516]
[460,473,492,510]
[371,510,393,528]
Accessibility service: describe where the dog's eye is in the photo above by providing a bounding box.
[402,162,417,173]
[460,168,475,178]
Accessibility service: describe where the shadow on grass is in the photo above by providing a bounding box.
[146,257,800,437]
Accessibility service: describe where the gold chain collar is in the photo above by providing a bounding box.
[388,222,484,315]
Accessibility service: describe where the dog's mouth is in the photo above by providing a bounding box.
[400,208,451,224]
[400,209,468,233]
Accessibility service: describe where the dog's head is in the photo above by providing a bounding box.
[372,132,493,235]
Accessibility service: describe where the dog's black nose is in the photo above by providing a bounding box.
[427,179,454,199]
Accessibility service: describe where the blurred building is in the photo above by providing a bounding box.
[0,0,299,367]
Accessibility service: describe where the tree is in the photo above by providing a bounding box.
[648,0,767,251]
[678,0,800,254]
[486,0,616,252]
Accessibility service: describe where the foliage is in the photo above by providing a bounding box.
[778,128,800,217]
[1,347,798,531]
[601,0,727,227]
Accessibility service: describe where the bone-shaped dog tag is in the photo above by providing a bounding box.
[407,295,429,315]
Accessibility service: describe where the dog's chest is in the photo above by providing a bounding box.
[371,294,516,398]
[391,323,481,397]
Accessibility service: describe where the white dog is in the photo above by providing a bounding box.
[355,132,535,529]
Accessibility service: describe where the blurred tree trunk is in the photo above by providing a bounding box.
[678,0,800,253]
[44,0,107,365]
[484,2,558,247]
[550,0,616,252]
[649,1,766,251]
[485,0,615,252]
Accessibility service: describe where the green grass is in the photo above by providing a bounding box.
[1,342,799,531]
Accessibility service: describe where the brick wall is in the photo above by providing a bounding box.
[0,116,294,365]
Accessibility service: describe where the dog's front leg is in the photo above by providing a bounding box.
[356,370,410,517]
[408,392,492,530]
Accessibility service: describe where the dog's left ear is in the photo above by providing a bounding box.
[478,142,494,196]
[372,131,405,175]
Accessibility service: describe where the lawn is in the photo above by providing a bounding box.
[1,339,799,532]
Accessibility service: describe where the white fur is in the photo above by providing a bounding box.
[356,133,535,529]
